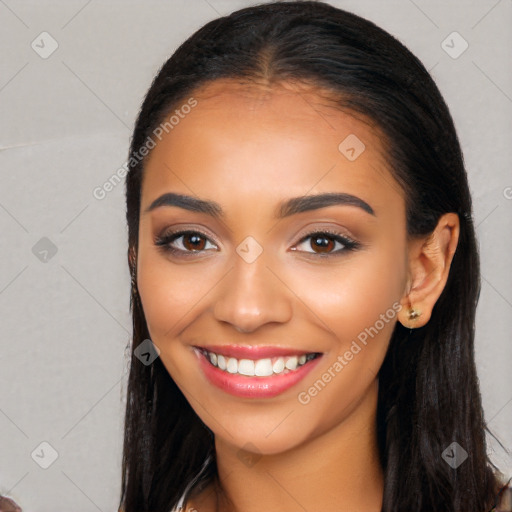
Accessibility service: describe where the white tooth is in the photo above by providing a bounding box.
[217,354,227,370]
[209,352,218,366]
[238,359,255,376]
[254,358,273,376]
[298,354,306,365]
[272,357,285,374]
[226,357,238,374]
[285,356,298,371]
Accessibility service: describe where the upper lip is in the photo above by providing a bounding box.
[195,344,319,359]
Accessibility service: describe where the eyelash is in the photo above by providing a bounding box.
[154,228,361,259]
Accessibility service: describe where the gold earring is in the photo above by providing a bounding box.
[408,307,421,320]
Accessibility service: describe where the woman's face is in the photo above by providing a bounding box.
[137,79,409,454]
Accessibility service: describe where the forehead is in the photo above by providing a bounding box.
[140,79,404,216]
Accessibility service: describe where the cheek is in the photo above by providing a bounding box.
[282,240,406,403]
[136,256,222,391]
[286,254,405,436]
[137,251,220,342]
[285,248,406,344]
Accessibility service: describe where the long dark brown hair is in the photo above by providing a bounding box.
[120,2,503,510]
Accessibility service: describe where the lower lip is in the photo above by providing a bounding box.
[194,349,322,399]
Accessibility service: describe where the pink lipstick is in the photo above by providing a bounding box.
[193,344,322,398]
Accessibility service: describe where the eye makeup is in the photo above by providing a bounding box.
[154,227,361,259]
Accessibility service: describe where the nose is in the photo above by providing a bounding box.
[213,255,293,334]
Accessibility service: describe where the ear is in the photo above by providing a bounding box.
[397,212,460,329]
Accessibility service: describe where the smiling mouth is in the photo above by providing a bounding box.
[196,347,322,377]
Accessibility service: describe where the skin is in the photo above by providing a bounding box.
[134,78,460,512]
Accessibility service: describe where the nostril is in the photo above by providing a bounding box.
[233,325,252,334]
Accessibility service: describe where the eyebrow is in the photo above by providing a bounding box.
[143,192,375,218]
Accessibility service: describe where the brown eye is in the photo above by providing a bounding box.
[310,234,336,254]
[155,230,218,256]
[182,233,207,251]
[292,230,359,257]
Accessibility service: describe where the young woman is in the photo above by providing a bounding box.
[119,1,510,511]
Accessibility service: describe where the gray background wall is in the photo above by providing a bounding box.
[0,1,510,510]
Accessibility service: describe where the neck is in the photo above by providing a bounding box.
[213,380,384,512]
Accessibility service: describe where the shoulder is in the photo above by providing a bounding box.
[180,481,217,512]
[489,477,512,512]
[0,495,22,511]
